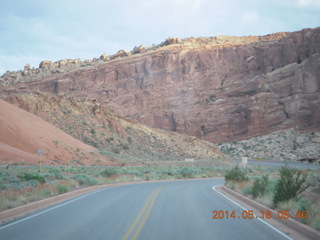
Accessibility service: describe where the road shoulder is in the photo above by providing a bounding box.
[216,185,320,240]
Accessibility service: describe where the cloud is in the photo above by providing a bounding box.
[297,0,320,8]
[0,0,319,74]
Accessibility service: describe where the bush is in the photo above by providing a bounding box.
[100,167,118,178]
[57,184,69,194]
[251,175,269,198]
[18,172,45,184]
[47,168,64,180]
[225,165,248,182]
[273,166,309,206]
[179,167,195,178]
[72,174,97,186]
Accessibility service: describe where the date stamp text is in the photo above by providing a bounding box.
[212,210,308,220]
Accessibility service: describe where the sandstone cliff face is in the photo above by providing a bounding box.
[1,28,320,143]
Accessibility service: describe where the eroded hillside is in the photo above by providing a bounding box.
[2,92,228,166]
[0,99,107,166]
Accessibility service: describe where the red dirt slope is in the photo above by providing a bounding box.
[0,99,105,166]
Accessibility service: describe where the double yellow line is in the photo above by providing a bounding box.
[121,187,163,240]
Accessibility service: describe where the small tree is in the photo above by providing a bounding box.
[251,175,269,198]
[273,166,309,206]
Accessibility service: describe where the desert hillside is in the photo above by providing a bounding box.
[0,99,105,165]
[0,93,228,166]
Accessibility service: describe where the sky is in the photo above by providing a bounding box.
[0,0,319,75]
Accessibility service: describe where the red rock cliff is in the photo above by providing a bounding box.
[2,27,320,143]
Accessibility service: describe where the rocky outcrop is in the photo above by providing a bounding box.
[132,45,146,54]
[110,49,130,60]
[39,60,53,69]
[100,53,110,61]
[22,64,31,76]
[161,37,182,46]
[1,27,320,144]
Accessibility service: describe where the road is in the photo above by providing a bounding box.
[0,179,292,240]
[235,159,320,169]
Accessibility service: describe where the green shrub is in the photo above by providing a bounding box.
[18,172,45,183]
[72,174,97,186]
[251,175,269,198]
[57,184,69,194]
[273,166,309,206]
[100,167,119,178]
[47,168,64,180]
[225,165,248,182]
[166,169,174,176]
[144,175,151,181]
[179,167,195,178]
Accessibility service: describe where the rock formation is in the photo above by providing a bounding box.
[1,27,319,144]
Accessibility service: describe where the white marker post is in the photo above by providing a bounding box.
[242,157,248,167]
[38,149,43,172]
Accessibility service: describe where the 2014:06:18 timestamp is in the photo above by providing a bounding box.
[212,210,308,220]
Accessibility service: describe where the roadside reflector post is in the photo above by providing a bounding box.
[257,157,262,168]
[38,149,43,172]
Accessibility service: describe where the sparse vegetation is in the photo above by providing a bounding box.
[0,166,229,212]
[100,167,118,177]
[224,164,248,182]
[217,129,320,162]
[178,167,196,178]
[17,172,45,184]
[72,174,97,186]
[225,165,320,230]
[251,175,269,198]
[273,166,309,206]
[57,184,69,194]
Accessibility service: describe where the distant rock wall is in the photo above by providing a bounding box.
[1,28,320,143]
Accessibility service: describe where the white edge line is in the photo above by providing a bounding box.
[0,187,112,230]
[212,185,292,240]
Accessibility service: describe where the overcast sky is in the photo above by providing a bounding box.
[0,0,319,75]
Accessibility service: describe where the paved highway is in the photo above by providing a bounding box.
[0,179,291,240]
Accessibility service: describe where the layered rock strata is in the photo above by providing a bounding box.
[1,28,319,143]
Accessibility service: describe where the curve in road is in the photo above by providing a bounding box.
[0,179,292,240]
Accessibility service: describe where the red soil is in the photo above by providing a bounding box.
[0,99,103,166]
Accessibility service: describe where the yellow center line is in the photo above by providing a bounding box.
[132,188,162,240]
[121,187,163,240]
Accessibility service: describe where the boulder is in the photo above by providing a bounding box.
[132,45,146,54]
[100,53,110,61]
[111,50,130,60]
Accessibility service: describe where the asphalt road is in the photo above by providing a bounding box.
[235,159,320,169]
[0,179,292,240]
